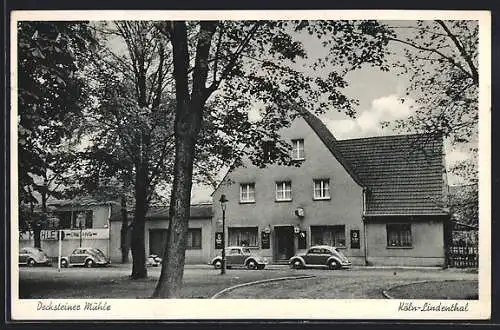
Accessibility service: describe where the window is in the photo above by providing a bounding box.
[187,228,202,249]
[387,224,412,247]
[313,179,330,200]
[262,140,276,162]
[276,181,292,201]
[228,227,258,247]
[291,139,305,160]
[311,225,346,247]
[240,183,255,203]
[54,210,93,229]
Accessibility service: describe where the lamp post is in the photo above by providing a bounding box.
[219,194,228,275]
[79,221,83,247]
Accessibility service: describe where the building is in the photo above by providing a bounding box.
[19,197,118,259]
[211,108,450,267]
[108,203,213,264]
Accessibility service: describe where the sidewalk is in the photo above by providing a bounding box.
[107,262,477,273]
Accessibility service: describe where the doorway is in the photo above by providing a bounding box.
[274,226,295,261]
[149,229,168,256]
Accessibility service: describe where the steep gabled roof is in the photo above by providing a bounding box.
[336,134,448,216]
[297,107,365,187]
[297,107,447,216]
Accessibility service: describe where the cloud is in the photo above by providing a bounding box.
[326,94,414,139]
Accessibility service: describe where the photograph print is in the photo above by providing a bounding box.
[11,10,490,320]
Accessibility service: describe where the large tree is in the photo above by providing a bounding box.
[17,21,95,247]
[152,20,393,297]
[78,21,176,278]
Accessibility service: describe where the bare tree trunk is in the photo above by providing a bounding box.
[130,166,148,279]
[34,188,48,249]
[153,21,216,298]
[120,194,130,263]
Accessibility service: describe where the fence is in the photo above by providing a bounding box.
[447,245,478,268]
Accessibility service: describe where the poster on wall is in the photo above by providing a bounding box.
[351,229,360,249]
[215,232,223,249]
[261,231,270,249]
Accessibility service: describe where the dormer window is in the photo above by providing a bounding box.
[291,139,304,160]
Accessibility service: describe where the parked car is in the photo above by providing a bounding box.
[19,247,51,267]
[289,245,351,270]
[60,247,110,268]
[209,246,268,270]
[147,254,162,267]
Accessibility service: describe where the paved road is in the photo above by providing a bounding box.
[17,264,477,299]
[215,267,478,299]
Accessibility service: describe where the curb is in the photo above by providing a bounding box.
[211,275,316,299]
[381,279,474,299]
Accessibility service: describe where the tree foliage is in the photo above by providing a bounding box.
[76,21,176,278]
[152,20,393,297]
[382,20,479,226]
[388,20,478,144]
[17,21,95,246]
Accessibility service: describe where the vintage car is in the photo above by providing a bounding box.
[60,247,110,268]
[209,246,268,270]
[146,254,162,267]
[289,245,351,270]
[19,247,51,267]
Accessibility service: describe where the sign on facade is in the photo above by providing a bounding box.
[261,231,270,249]
[350,229,360,249]
[19,229,109,241]
[215,232,223,249]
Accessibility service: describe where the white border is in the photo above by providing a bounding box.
[10,10,491,320]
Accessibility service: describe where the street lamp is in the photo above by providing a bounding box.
[219,194,228,275]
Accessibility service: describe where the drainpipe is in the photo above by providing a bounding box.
[362,188,368,266]
[107,203,112,259]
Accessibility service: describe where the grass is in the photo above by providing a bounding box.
[19,266,479,300]
[384,280,479,300]
[215,272,479,299]
[19,267,306,299]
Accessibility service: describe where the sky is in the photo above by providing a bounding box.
[190,22,476,203]
[20,20,477,205]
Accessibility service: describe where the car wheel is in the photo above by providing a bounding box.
[85,259,94,268]
[27,258,36,267]
[213,260,222,269]
[328,260,340,270]
[60,259,68,268]
[247,260,257,270]
[291,259,303,269]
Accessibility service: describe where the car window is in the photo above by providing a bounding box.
[242,248,251,254]
[321,248,332,254]
[307,248,319,254]
[230,248,241,254]
[72,249,80,254]
[20,248,27,254]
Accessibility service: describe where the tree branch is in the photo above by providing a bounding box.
[435,20,479,85]
[388,36,475,82]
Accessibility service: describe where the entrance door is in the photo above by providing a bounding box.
[274,226,294,261]
[149,229,168,256]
